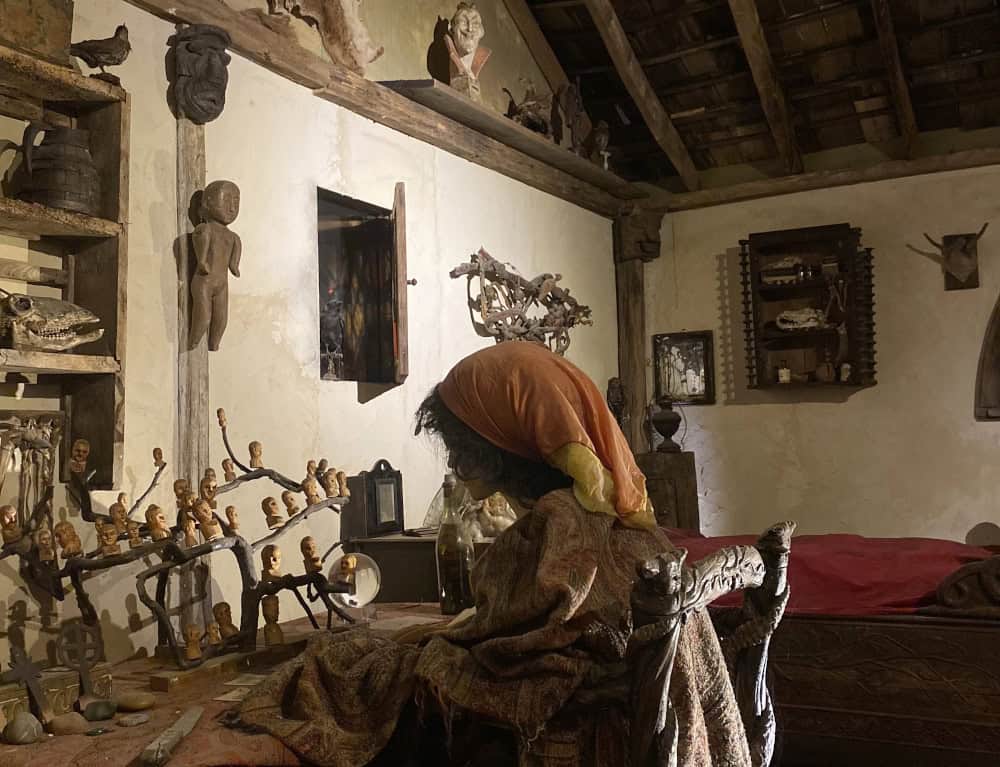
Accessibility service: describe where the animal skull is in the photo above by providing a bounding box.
[1,293,103,351]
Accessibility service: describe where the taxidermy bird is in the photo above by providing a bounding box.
[71,25,131,85]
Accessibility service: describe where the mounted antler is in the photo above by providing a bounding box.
[906,224,989,288]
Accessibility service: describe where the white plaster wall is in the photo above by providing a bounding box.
[204,52,616,624]
[647,166,1000,541]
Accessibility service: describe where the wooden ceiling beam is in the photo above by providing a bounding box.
[582,0,701,190]
[870,0,918,156]
[570,35,740,76]
[728,0,803,174]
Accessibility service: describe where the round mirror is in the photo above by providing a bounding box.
[328,552,382,608]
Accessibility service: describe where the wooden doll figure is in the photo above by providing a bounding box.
[300,536,322,574]
[261,595,283,647]
[192,499,223,542]
[302,477,322,507]
[222,458,237,483]
[109,495,128,535]
[225,505,239,533]
[184,624,203,661]
[280,490,300,517]
[97,522,121,557]
[205,622,223,646]
[173,479,190,513]
[261,497,284,530]
[127,520,143,549]
[190,179,241,351]
[261,544,282,582]
[249,441,264,469]
[336,470,350,498]
[146,505,171,541]
[181,514,199,548]
[199,475,218,510]
[213,601,239,639]
[53,520,82,558]
[320,468,339,498]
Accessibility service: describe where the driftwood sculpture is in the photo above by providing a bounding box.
[906,223,988,290]
[450,248,592,355]
[265,0,383,75]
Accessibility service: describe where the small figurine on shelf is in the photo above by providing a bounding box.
[69,439,90,475]
[205,623,222,647]
[53,521,82,558]
[336,470,350,498]
[191,499,223,542]
[300,537,322,574]
[249,441,263,469]
[109,495,128,535]
[213,602,239,640]
[199,475,218,510]
[1,505,23,546]
[261,497,284,530]
[183,624,202,661]
[181,515,199,548]
[97,522,121,557]
[222,458,237,483]
[320,469,339,498]
[34,527,55,563]
[261,595,283,647]
[280,490,300,517]
[127,521,143,549]
[153,447,165,468]
[302,477,322,507]
[225,505,239,533]
[261,544,282,582]
[446,2,490,103]
[146,505,171,541]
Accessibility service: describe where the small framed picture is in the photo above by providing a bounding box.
[653,331,715,405]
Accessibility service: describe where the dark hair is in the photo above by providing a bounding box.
[414,385,572,502]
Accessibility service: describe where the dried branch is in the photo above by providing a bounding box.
[250,497,347,552]
[216,468,301,496]
[128,453,169,518]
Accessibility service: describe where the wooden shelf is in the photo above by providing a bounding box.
[382,79,644,200]
[0,43,125,106]
[0,349,119,375]
[0,197,121,239]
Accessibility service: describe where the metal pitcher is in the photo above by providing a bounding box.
[13,125,102,217]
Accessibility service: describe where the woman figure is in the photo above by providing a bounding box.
[239,342,749,766]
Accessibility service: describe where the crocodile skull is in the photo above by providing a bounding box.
[1,294,104,352]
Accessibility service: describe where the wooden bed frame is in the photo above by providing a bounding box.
[714,555,1000,766]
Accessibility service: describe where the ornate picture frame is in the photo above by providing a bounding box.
[653,331,715,405]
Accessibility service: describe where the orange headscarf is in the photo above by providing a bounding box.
[437,342,655,529]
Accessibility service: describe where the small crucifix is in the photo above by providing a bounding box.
[2,646,54,724]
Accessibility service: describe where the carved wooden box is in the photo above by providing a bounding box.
[0,663,112,721]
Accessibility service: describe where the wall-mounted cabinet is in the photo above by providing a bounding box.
[317,183,408,386]
[0,43,127,488]
[740,223,876,393]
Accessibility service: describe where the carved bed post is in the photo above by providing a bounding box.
[629,521,795,767]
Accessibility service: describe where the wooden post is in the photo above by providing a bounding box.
[175,115,210,635]
[614,211,663,452]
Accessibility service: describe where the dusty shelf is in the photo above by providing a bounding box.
[381,79,645,200]
[0,197,121,239]
[0,43,125,105]
[0,349,120,375]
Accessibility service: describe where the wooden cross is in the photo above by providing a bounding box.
[2,646,54,724]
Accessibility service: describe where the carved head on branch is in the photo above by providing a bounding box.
[906,223,989,290]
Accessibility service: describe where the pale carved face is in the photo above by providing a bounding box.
[225,506,238,525]
[207,623,222,642]
[200,477,217,502]
[306,460,317,477]
[146,505,166,530]
[262,497,279,516]
[192,499,214,526]
[202,180,240,226]
[281,491,296,510]
[213,602,232,626]
[53,522,79,549]
[184,624,201,643]
[98,524,118,547]
[0,505,16,528]
[173,479,190,501]
[339,554,357,577]
[71,439,90,465]
[300,536,317,558]
[203,468,216,483]
[303,478,319,498]
[35,527,53,549]
[222,459,234,474]
[261,545,281,573]
[249,441,262,459]
[451,4,484,56]
[153,447,164,465]
[109,503,127,527]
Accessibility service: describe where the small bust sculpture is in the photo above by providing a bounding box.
[173,479,190,511]
[213,601,239,639]
[183,624,202,661]
[261,544,282,582]
[127,520,143,549]
[320,468,339,498]
[225,505,239,532]
[97,522,121,557]
[153,447,165,467]
[261,595,283,646]
[222,458,237,482]
[199,475,218,509]
[190,179,241,351]
[109,495,128,535]
[35,526,55,563]
[305,460,317,478]
[316,459,329,477]
[146,505,171,541]
[1,505,22,545]
[336,470,350,498]
[69,439,90,474]
[280,490,300,517]
[181,514,199,548]
[203,467,217,483]
[205,622,223,646]
[302,477,322,507]
[53,520,82,558]
[300,536,322,574]
[261,496,284,530]
[249,441,263,469]
[446,2,490,103]
[336,554,358,588]
[192,499,223,542]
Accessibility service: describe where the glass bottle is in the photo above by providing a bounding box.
[435,473,475,615]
